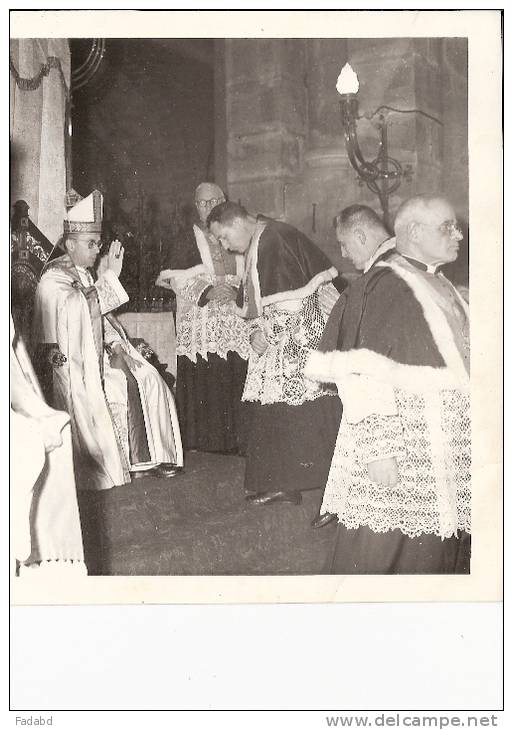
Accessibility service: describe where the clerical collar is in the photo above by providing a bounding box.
[363,238,396,273]
[401,255,442,275]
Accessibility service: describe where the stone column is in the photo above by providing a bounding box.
[440,38,469,285]
[213,39,228,191]
[303,39,360,267]
[222,38,461,274]
[345,38,444,213]
[440,38,468,221]
[224,39,307,218]
[287,38,445,268]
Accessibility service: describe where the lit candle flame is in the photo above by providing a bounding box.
[336,63,359,95]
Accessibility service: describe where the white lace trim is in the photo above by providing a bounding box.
[176,273,251,362]
[96,270,129,314]
[242,285,337,406]
[19,559,88,575]
[321,388,471,539]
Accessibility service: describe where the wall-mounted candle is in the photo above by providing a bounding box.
[336,63,359,95]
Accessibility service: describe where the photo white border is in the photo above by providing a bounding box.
[7,9,503,607]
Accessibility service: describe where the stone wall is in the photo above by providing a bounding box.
[221,38,468,277]
[72,40,215,222]
[223,39,308,222]
[69,38,468,281]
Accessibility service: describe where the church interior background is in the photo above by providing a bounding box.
[10,36,469,575]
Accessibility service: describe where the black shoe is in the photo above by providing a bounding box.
[245,490,302,506]
[155,463,183,478]
[311,513,337,529]
[131,470,152,480]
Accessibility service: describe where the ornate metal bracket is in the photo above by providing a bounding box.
[339,94,413,230]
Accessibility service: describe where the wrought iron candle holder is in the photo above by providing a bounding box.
[337,63,416,230]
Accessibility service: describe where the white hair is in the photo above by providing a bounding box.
[194,182,224,201]
[394,194,448,236]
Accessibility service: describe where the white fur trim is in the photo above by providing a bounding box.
[304,348,469,393]
[251,227,263,314]
[155,226,215,291]
[193,224,215,274]
[236,220,265,317]
[261,266,338,307]
[441,272,469,316]
[235,252,244,279]
[363,237,396,273]
[156,264,208,291]
[379,258,469,382]
[273,299,303,313]
[244,220,337,316]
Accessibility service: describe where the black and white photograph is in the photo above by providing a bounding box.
[7,7,504,720]
[8,10,501,602]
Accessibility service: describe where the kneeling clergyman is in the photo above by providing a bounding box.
[305,195,471,574]
[33,190,183,491]
[208,202,342,507]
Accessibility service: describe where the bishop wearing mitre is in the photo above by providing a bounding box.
[33,189,183,491]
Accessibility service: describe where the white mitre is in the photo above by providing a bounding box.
[64,189,103,234]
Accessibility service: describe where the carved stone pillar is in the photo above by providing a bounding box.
[440,38,468,221]
[343,39,443,211]
[224,39,307,218]
[303,39,360,267]
[222,38,461,274]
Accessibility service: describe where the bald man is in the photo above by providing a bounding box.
[156,183,250,454]
[305,195,471,574]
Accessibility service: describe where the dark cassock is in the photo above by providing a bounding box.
[156,220,250,454]
[305,248,471,573]
[33,190,183,491]
[240,215,343,501]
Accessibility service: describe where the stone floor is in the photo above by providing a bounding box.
[78,451,336,575]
